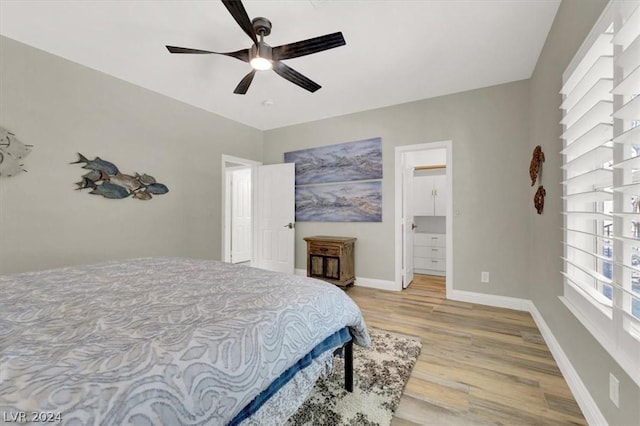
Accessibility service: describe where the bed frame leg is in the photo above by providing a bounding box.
[344,339,353,392]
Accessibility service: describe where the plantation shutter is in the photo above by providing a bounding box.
[561,0,640,383]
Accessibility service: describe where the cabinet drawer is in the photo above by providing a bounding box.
[414,246,445,259]
[414,233,445,247]
[413,257,429,269]
[414,257,445,271]
[427,234,446,247]
[433,246,446,259]
[309,244,340,256]
[427,258,446,271]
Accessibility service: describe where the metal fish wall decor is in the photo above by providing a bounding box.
[71,153,169,200]
[0,127,33,177]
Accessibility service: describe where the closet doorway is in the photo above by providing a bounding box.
[394,141,453,295]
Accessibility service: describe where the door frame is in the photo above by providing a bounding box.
[402,163,415,289]
[394,141,453,296]
[221,154,262,266]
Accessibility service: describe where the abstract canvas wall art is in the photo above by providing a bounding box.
[295,181,382,222]
[285,137,382,185]
[285,137,384,222]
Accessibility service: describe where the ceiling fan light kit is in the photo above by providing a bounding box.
[250,43,273,71]
[166,0,345,94]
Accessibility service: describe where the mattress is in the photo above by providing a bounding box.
[0,257,370,425]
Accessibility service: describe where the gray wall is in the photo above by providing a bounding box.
[0,36,263,274]
[527,1,639,424]
[264,79,531,297]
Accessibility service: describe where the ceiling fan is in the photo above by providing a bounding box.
[166,0,346,94]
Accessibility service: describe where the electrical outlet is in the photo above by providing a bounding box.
[609,373,619,408]
[481,271,490,283]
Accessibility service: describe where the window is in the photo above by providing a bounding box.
[561,0,640,384]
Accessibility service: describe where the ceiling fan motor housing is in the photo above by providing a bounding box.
[251,17,272,37]
[251,42,272,62]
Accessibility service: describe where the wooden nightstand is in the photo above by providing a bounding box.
[303,236,356,287]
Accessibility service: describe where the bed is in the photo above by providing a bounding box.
[0,257,370,425]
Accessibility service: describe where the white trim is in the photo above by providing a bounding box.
[529,301,608,426]
[394,141,453,295]
[294,268,397,291]
[223,169,232,263]
[354,276,397,291]
[445,289,607,425]
[414,268,445,277]
[447,289,532,312]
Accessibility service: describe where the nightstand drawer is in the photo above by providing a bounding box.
[309,244,340,256]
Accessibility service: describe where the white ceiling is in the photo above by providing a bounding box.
[0,0,560,130]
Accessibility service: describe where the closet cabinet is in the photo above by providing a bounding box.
[414,233,446,276]
[413,174,446,216]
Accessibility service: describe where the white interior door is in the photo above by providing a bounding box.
[231,168,252,263]
[256,163,295,274]
[403,164,415,288]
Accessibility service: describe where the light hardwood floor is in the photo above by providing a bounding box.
[346,274,587,425]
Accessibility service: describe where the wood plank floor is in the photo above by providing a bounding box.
[345,274,586,425]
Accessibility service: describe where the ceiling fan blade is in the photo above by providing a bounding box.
[234,70,256,94]
[272,61,321,93]
[219,48,250,62]
[166,45,217,54]
[272,32,345,61]
[221,0,258,45]
[166,46,250,62]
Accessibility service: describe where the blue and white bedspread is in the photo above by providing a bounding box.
[0,257,370,425]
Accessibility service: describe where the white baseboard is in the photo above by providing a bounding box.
[527,302,607,426]
[446,288,606,426]
[294,268,397,291]
[415,268,445,277]
[447,288,532,311]
[354,276,397,291]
